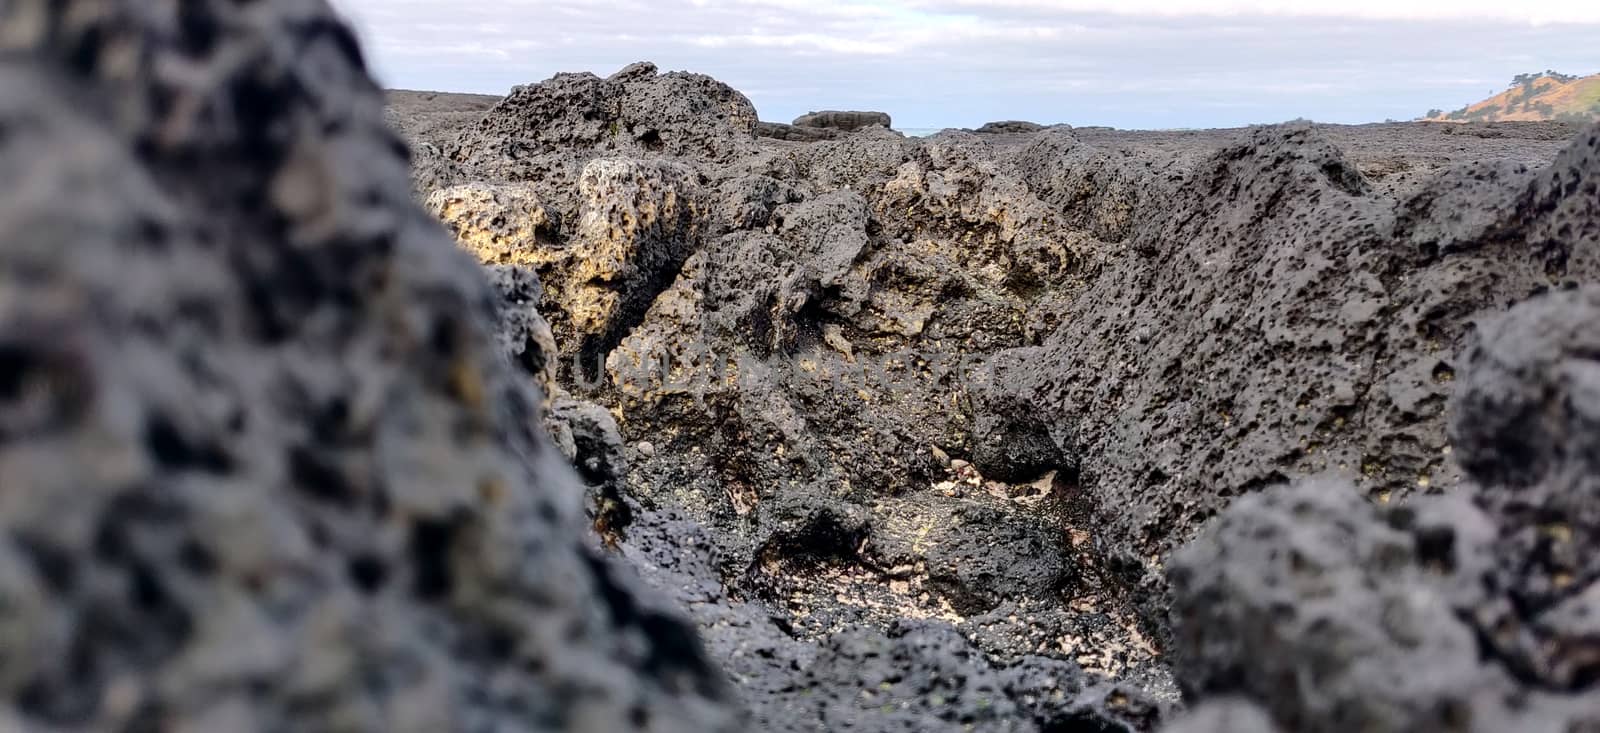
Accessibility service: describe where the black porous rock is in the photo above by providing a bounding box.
[973,121,1047,134]
[392,63,1600,733]
[758,121,844,142]
[793,110,894,131]
[0,3,738,731]
[1167,287,1600,732]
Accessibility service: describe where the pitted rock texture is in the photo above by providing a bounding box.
[988,122,1600,595]
[424,62,758,210]
[757,121,843,142]
[619,502,1170,732]
[1448,287,1600,687]
[484,265,635,541]
[392,64,1600,732]
[973,121,1047,134]
[468,60,759,164]
[432,159,709,385]
[430,184,563,270]
[793,110,894,131]
[0,6,737,732]
[1166,288,1600,732]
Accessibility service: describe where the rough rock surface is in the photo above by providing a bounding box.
[793,110,894,131]
[757,122,843,142]
[973,121,1048,134]
[625,502,1170,732]
[10,0,1597,726]
[1168,288,1600,732]
[988,121,1600,609]
[0,7,738,732]
[431,158,709,384]
[390,64,1600,732]
[385,90,500,151]
[385,90,501,196]
[484,265,635,539]
[429,61,757,202]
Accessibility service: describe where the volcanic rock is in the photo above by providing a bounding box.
[757,121,843,142]
[430,157,708,385]
[1167,287,1600,732]
[985,122,1600,607]
[793,110,894,131]
[0,4,737,732]
[974,121,1048,134]
[389,58,1600,733]
[619,501,1170,732]
[420,61,756,213]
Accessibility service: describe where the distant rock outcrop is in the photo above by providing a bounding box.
[974,120,1048,134]
[793,109,894,131]
[757,121,843,142]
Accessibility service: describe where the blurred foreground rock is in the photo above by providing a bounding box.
[1168,288,1600,732]
[0,3,738,731]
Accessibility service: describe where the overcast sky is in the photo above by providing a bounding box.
[334,0,1600,129]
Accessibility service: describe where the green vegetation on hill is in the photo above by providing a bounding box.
[1426,71,1600,123]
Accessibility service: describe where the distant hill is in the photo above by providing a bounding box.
[1424,71,1600,123]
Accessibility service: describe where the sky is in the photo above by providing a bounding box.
[333,0,1600,130]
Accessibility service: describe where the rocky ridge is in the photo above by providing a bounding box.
[0,1,1596,727]
[405,59,1600,731]
[973,121,1049,134]
[792,110,894,132]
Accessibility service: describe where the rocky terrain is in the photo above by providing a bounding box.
[0,3,737,731]
[394,58,1600,732]
[1,1,1597,731]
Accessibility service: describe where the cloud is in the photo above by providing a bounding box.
[331,0,1600,129]
[907,0,1600,23]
